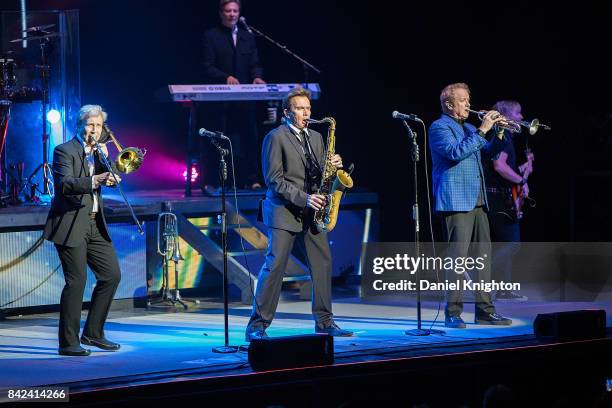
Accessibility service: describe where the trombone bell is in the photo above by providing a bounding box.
[102,124,146,174]
[117,147,146,174]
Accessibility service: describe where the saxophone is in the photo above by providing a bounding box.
[307,117,354,232]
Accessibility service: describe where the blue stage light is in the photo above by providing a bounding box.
[46,109,61,124]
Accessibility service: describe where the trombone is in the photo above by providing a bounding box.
[102,124,146,173]
[468,109,551,135]
[94,125,144,234]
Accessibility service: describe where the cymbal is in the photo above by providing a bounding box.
[9,32,61,43]
[22,24,55,33]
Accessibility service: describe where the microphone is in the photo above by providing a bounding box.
[199,128,229,140]
[392,111,421,121]
[239,16,253,34]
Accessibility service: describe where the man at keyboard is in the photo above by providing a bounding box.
[201,0,265,190]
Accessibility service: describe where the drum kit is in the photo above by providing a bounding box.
[1,24,58,205]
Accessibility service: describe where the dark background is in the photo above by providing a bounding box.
[3,1,611,242]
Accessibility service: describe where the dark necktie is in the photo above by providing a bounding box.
[300,130,308,151]
[301,130,321,193]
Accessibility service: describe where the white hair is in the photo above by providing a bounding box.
[76,104,107,129]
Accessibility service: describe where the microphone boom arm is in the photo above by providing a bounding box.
[241,19,321,76]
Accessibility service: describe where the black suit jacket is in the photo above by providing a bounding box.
[261,124,325,232]
[202,25,263,84]
[44,138,112,247]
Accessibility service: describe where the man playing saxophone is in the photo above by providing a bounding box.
[245,87,353,341]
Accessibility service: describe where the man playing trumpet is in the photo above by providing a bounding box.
[44,105,122,356]
[429,83,512,328]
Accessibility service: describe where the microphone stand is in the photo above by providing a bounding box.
[210,137,238,354]
[93,140,144,235]
[401,120,444,336]
[244,21,321,81]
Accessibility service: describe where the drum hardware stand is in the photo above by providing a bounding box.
[25,31,55,201]
[0,100,11,196]
[4,162,27,204]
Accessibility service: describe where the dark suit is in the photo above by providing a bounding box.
[200,25,263,187]
[202,25,262,84]
[44,138,121,348]
[247,123,334,332]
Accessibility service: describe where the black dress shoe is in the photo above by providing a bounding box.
[315,322,353,337]
[58,345,91,356]
[245,328,268,342]
[81,335,121,351]
[475,312,512,326]
[445,315,466,328]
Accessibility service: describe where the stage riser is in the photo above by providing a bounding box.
[0,224,146,310]
[147,207,377,303]
[0,192,379,311]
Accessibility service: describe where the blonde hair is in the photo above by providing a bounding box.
[440,83,470,113]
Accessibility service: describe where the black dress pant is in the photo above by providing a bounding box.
[247,226,333,332]
[55,218,121,348]
[488,210,521,282]
[442,206,496,317]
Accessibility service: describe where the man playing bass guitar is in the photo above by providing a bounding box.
[484,100,533,301]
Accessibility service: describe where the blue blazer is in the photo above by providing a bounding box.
[429,114,507,212]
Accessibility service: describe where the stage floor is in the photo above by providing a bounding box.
[1,296,610,391]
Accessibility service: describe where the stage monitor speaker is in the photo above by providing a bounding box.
[533,309,606,342]
[248,334,334,371]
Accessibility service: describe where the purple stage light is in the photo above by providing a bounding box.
[183,165,199,183]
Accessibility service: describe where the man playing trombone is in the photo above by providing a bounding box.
[44,105,122,356]
[429,83,512,328]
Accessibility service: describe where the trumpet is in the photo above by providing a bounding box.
[468,108,520,133]
[514,118,551,135]
[467,109,551,135]
[101,124,146,173]
[157,211,183,263]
